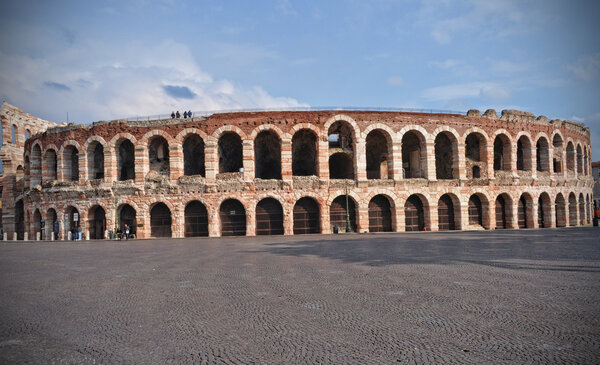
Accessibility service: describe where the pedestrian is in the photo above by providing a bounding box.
[116,226,122,240]
[171,111,175,119]
[77,226,82,240]
[54,220,59,240]
[176,110,180,118]
[124,224,130,240]
[188,110,192,118]
[183,111,188,118]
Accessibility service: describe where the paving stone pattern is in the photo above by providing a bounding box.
[1,228,599,364]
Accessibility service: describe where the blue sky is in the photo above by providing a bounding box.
[1,0,599,159]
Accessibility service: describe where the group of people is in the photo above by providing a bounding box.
[170,110,193,119]
[69,226,82,240]
[115,224,133,240]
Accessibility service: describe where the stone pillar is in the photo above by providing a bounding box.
[36,232,40,241]
[548,202,556,228]
[3,232,7,241]
[169,144,184,184]
[355,141,367,182]
[357,206,369,233]
[281,140,292,182]
[246,207,256,237]
[134,147,147,184]
[531,202,539,229]
[530,145,537,179]
[23,232,28,241]
[485,145,494,180]
[78,151,87,183]
[321,203,331,234]
[487,201,496,230]
[204,142,217,183]
[51,232,55,241]
[391,142,403,180]
[429,203,439,231]
[510,202,519,229]
[104,149,116,183]
[243,140,254,183]
[85,231,90,240]
[425,142,436,180]
[318,139,329,180]
[12,232,17,241]
[456,144,466,180]
[283,208,293,235]
[208,208,219,237]
[172,210,184,238]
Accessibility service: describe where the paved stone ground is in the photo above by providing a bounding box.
[0,228,599,364]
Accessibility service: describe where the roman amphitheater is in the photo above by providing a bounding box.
[0,102,593,240]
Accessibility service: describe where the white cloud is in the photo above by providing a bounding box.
[421,82,512,103]
[0,39,305,123]
[567,53,600,82]
[387,76,405,86]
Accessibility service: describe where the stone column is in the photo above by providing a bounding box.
[357,206,369,233]
[425,142,436,180]
[281,140,292,182]
[456,144,466,180]
[104,149,116,183]
[355,141,367,183]
[318,139,329,180]
[79,151,87,183]
[134,147,147,184]
[243,140,254,183]
[204,142,217,183]
[429,203,439,231]
[391,142,403,180]
[169,144,183,184]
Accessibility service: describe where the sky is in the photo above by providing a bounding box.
[1,0,599,159]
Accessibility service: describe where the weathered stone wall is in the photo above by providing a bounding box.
[3,107,595,240]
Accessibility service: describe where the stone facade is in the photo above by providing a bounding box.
[0,102,594,240]
[593,161,600,214]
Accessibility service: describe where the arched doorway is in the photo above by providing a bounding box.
[65,206,80,239]
[518,195,528,228]
[184,201,208,237]
[118,204,137,236]
[330,195,357,232]
[538,193,551,228]
[555,194,566,227]
[254,131,282,179]
[405,195,425,231]
[438,194,456,231]
[293,197,320,234]
[220,199,246,236]
[150,203,172,237]
[368,195,392,232]
[568,193,577,226]
[256,198,284,235]
[32,209,42,240]
[468,195,483,227]
[292,129,317,176]
[495,195,508,229]
[89,205,106,239]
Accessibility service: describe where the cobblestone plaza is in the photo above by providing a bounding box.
[1,228,599,364]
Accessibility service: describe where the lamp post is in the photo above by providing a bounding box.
[345,178,352,232]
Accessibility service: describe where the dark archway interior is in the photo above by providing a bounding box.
[293,197,320,234]
[183,135,205,176]
[256,198,284,235]
[45,150,57,181]
[330,195,357,233]
[493,135,510,171]
[15,200,24,240]
[219,132,243,173]
[568,194,577,226]
[437,194,456,231]
[148,137,170,176]
[465,134,481,161]
[292,130,317,176]
[369,195,392,232]
[64,146,79,181]
[366,130,389,179]
[329,152,354,179]
[119,204,137,234]
[552,135,563,173]
[118,140,135,181]
[89,206,106,239]
[220,199,246,236]
[185,201,208,237]
[566,142,575,172]
[555,195,566,227]
[255,131,281,179]
[150,203,172,237]
[435,133,454,179]
[328,121,354,151]
[495,195,507,229]
[402,132,423,178]
[88,142,104,179]
[536,138,549,172]
[468,195,483,226]
[517,137,531,171]
[405,195,425,231]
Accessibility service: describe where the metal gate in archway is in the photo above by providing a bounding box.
[185,201,208,237]
[437,195,455,231]
[468,195,483,226]
[293,197,320,234]
[220,199,246,236]
[518,196,527,228]
[405,195,424,231]
[256,198,284,235]
[368,195,392,232]
[495,196,507,229]
[330,196,357,233]
[151,203,172,237]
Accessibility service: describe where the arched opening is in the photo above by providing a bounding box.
[150,202,172,237]
[538,193,551,228]
[518,195,531,229]
[438,194,457,231]
[87,142,104,180]
[117,139,135,181]
[218,132,243,173]
[465,133,486,179]
[15,165,24,192]
[63,145,79,181]
[44,149,58,181]
[24,157,30,188]
[568,193,577,226]
[555,194,566,227]
[405,195,425,231]
[493,134,511,171]
[47,208,57,239]
[566,142,575,172]
[65,206,80,239]
[256,198,284,235]
[329,153,354,179]
[148,136,170,176]
[328,121,355,180]
[184,201,208,237]
[15,200,24,240]
[292,129,317,176]
[366,130,391,179]
[468,194,483,227]
[516,136,531,171]
[402,131,425,178]
[552,134,563,173]
[293,197,320,234]
[183,134,205,176]
[11,124,16,144]
[536,137,549,172]
[586,194,591,224]
[32,209,42,240]
[579,193,585,225]
[219,199,246,236]
[584,146,589,176]
[368,195,393,232]
[330,195,357,233]
[118,204,137,236]
[31,145,42,187]
[254,131,281,179]
[495,194,511,229]
[89,205,106,239]
[576,145,583,174]
[25,129,30,140]
[434,132,457,179]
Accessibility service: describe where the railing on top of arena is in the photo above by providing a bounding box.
[120,106,466,122]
